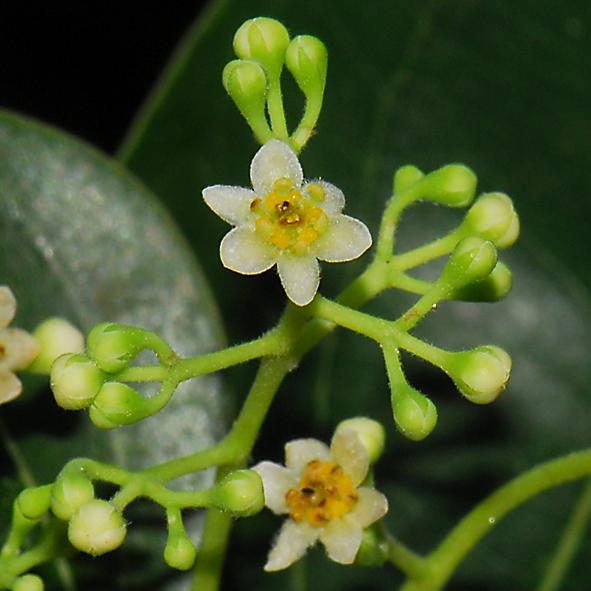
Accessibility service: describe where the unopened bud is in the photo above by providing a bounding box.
[440,237,497,289]
[13,575,44,591]
[285,35,327,97]
[51,472,95,520]
[87,323,146,374]
[392,386,438,441]
[460,193,519,248]
[164,533,197,571]
[50,353,104,410]
[446,346,511,404]
[336,417,385,463]
[355,526,388,567]
[28,318,84,374]
[89,382,148,429]
[16,485,52,521]
[233,18,290,76]
[393,165,424,194]
[68,499,126,556]
[415,164,477,208]
[452,261,513,302]
[213,469,264,516]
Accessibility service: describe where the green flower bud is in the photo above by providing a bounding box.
[460,192,520,248]
[28,318,84,375]
[68,499,126,556]
[213,469,264,517]
[87,323,145,374]
[285,35,327,96]
[233,18,290,76]
[355,526,388,567]
[16,485,52,521]
[392,386,438,441]
[164,532,197,571]
[336,417,385,463]
[89,382,148,429]
[393,165,424,194]
[50,353,104,410]
[446,346,511,404]
[440,237,498,290]
[415,164,477,208]
[51,472,95,521]
[452,261,513,302]
[13,575,44,591]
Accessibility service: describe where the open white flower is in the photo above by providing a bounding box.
[0,286,40,404]
[252,427,388,571]
[203,140,372,306]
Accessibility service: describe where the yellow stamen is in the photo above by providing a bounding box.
[306,183,325,202]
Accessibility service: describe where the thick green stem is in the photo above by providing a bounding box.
[267,77,289,140]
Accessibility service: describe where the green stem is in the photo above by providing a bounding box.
[537,477,591,591]
[400,449,591,591]
[393,231,460,272]
[376,191,417,260]
[291,93,324,153]
[385,532,426,578]
[267,76,289,140]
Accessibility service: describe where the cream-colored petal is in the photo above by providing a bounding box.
[285,438,330,474]
[348,487,389,528]
[0,329,40,371]
[304,181,345,215]
[330,428,369,487]
[277,254,320,307]
[202,185,256,225]
[250,140,303,195]
[0,286,16,330]
[319,515,362,564]
[252,461,297,515]
[314,215,372,263]
[0,370,22,404]
[220,228,276,275]
[264,520,320,572]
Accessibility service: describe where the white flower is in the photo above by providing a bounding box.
[252,427,388,571]
[0,287,40,404]
[203,140,372,306]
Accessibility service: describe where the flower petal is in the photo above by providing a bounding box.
[264,520,319,572]
[252,461,297,515]
[304,181,345,215]
[314,215,372,263]
[330,428,369,487]
[349,487,389,528]
[250,140,303,195]
[277,254,320,307]
[285,438,330,474]
[0,286,16,330]
[319,515,362,564]
[0,370,22,404]
[0,329,40,371]
[220,228,276,275]
[202,185,256,225]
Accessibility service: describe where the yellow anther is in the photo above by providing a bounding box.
[250,198,261,211]
[273,177,295,193]
[306,183,325,202]
[271,230,291,249]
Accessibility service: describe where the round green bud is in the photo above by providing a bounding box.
[355,526,387,567]
[213,469,265,517]
[87,323,145,374]
[89,382,147,429]
[336,417,385,463]
[393,165,424,195]
[452,261,513,302]
[223,59,267,101]
[233,18,290,75]
[68,499,126,556]
[460,192,520,248]
[392,386,438,441]
[50,353,104,410]
[416,164,477,208]
[16,485,52,521]
[28,318,84,375]
[51,472,95,521]
[164,533,197,571]
[285,35,327,95]
[13,575,44,591]
[441,237,498,289]
[447,346,512,404]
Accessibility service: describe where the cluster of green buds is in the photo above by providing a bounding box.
[50,323,177,429]
[223,17,327,152]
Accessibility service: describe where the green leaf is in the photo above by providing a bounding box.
[117,2,591,589]
[0,110,227,588]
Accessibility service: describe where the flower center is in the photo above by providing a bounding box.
[285,459,358,527]
[251,178,329,254]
